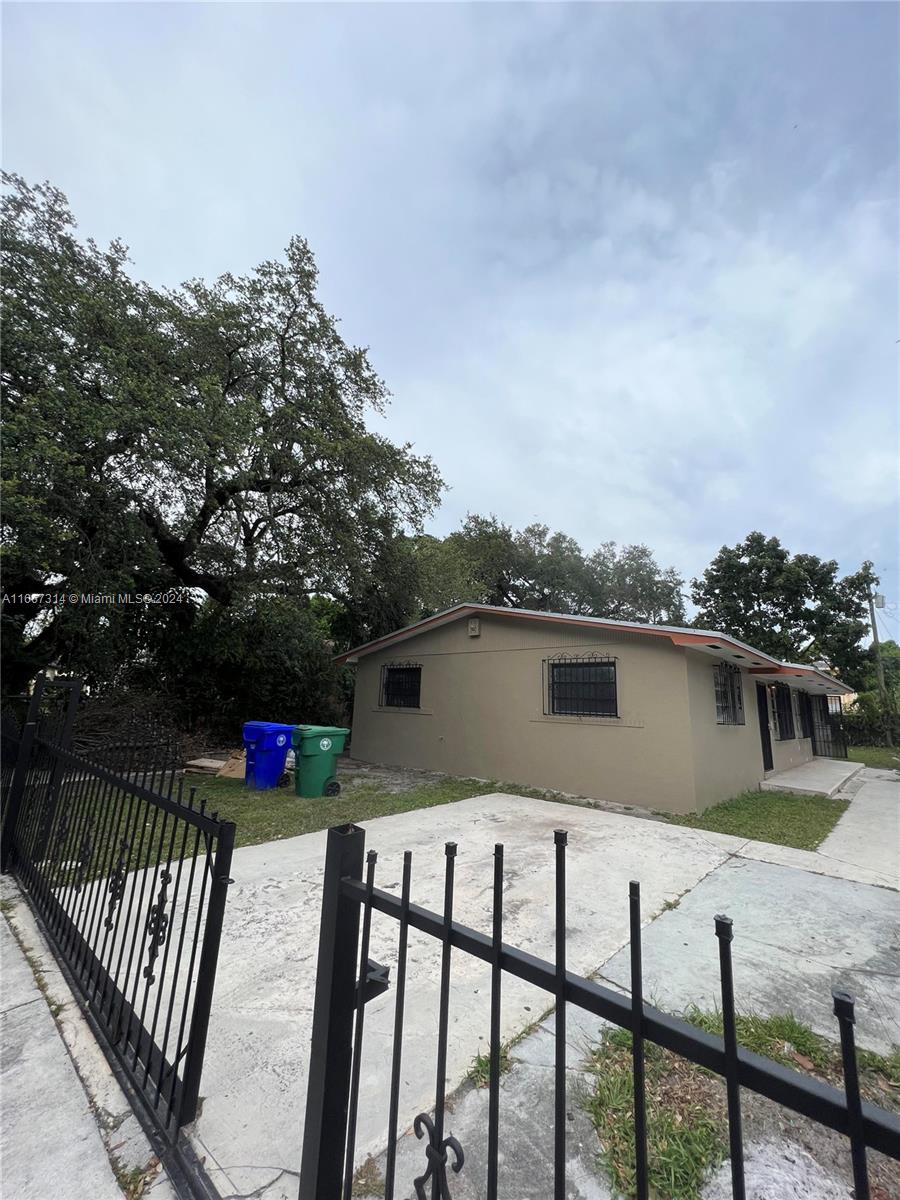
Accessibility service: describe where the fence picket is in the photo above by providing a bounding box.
[0,675,234,1159]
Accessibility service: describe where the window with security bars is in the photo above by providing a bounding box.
[772,683,795,740]
[798,691,813,739]
[380,663,422,708]
[713,663,744,725]
[546,657,617,717]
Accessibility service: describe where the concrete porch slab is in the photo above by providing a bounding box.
[760,758,862,797]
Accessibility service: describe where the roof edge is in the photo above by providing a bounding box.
[333,603,852,693]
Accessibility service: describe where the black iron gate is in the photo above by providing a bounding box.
[0,675,235,1158]
[811,694,849,760]
[301,824,900,1200]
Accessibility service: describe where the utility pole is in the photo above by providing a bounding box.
[867,583,893,747]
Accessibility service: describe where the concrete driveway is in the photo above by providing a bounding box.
[191,784,900,1200]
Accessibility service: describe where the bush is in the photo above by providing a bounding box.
[843,692,900,747]
[133,595,350,742]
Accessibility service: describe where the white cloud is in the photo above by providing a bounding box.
[3,0,898,593]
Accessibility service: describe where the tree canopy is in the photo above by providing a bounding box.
[690,532,874,682]
[1,173,441,693]
[405,516,686,625]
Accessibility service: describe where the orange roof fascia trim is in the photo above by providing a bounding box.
[335,605,760,665]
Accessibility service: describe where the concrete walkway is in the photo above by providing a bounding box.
[189,783,900,1199]
[761,757,862,797]
[0,918,124,1200]
[818,768,900,887]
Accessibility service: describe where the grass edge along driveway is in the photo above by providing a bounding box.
[584,1010,899,1200]
[194,773,551,849]
[665,788,848,852]
[197,770,848,855]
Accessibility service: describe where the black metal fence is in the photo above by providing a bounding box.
[302,824,900,1200]
[0,675,234,1151]
[812,694,849,760]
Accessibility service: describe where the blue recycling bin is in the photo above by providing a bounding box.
[242,721,296,790]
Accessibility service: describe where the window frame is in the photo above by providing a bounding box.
[544,654,618,719]
[379,661,422,709]
[771,683,796,740]
[713,662,745,726]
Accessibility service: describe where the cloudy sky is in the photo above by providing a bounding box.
[4,2,898,613]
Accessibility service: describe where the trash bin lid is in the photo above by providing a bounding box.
[242,721,297,740]
[293,724,350,738]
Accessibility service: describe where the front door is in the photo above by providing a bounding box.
[756,683,773,771]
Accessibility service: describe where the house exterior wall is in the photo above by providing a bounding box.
[684,652,766,812]
[348,614,700,814]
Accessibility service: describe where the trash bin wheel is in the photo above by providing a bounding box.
[278,771,291,788]
[324,780,341,797]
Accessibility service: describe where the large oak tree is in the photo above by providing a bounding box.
[1,175,442,693]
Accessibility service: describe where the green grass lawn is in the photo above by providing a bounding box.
[666,788,848,851]
[193,773,545,849]
[848,745,900,771]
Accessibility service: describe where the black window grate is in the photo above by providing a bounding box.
[772,683,795,740]
[713,663,745,726]
[380,662,422,709]
[797,691,814,739]
[544,654,617,718]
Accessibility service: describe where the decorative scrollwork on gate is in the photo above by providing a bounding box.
[412,1113,465,1200]
[142,869,172,983]
[104,837,131,930]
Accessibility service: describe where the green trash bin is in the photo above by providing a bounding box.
[292,725,350,797]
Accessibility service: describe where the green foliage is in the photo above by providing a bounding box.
[843,699,900,748]
[200,771,548,849]
[690,533,872,680]
[467,1044,512,1087]
[867,638,900,694]
[1,173,441,699]
[684,1008,832,1071]
[684,1008,899,1090]
[416,514,687,624]
[587,1012,899,1200]
[667,789,848,851]
[848,745,900,771]
[844,640,900,746]
[585,1029,726,1199]
[136,595,349,736]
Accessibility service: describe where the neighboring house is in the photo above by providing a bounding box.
[336,604,854,815]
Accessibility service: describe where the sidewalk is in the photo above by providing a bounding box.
[1,916,124,1200]
[817,766,900,887]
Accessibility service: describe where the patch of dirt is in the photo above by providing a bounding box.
[352,1154,386,1198]
[338,756,667,822]
[340,757,456,794]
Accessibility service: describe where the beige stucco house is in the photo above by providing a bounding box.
[337,605,853,815]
